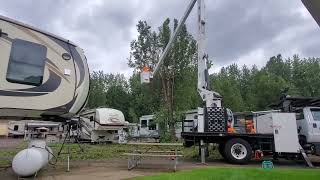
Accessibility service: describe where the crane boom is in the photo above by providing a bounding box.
[153,0,197,75]
[149,0,221,108]
[196,0,221,108]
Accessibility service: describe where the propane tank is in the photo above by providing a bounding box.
[12,140,53,177]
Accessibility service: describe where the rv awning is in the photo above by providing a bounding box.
[26,123,60,127]
[96,125,128,130]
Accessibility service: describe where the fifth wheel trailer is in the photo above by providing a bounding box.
[0,15,89,121]
[0,15,89,177]
[75,108,130,143]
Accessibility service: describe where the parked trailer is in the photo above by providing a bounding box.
[75,108,130,143]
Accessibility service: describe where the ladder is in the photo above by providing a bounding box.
[299,145,314,167]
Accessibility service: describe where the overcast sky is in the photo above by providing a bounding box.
[1,0,320,76]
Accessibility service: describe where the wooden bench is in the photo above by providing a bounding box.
[123,143,183,171]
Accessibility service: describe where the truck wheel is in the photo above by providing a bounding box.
[224,138,252,164]
[218,143,226,158]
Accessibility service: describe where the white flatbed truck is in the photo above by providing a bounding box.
[181,97,320,166]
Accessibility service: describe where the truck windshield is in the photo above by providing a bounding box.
[311,109,320,121]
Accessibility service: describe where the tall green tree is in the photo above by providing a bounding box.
[128,18,197,139]
[87,71,132,121]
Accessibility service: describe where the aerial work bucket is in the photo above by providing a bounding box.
[140,66,152,84]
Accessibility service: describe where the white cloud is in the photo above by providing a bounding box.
[1,0,320,78]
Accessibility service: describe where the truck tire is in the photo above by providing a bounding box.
[224,138,252,164]
[218,143,226,159]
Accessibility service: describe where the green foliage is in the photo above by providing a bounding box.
[210,55,320,112]
[87,71,132,121]
[128,18,198,138]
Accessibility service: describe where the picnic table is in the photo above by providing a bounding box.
[123,142,183,171]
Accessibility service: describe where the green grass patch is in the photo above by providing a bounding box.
[0,159,11,167]
[0,143,220,167]
[132,167,320,180]
[48,143,215,161]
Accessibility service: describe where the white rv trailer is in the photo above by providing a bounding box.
[0,15,90,177]
[135,115,183,140]
[0,15,90,121]
[8,120,25,137]
[77,108,129,143]
[8,120,63,140]
[138,115,160,139]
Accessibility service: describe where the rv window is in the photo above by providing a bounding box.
[141,120,147,128]
[149,120,156,130]
[6,39,47,86]
[14,125,18,131]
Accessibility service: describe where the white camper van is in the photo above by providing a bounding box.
[0,15,90,121]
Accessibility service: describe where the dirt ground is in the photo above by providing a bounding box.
[0,138,24,149]
[1,157,320,180]
[1,138,320,180]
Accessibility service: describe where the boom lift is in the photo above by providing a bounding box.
[141,0,225,163]
[142,0,320,166]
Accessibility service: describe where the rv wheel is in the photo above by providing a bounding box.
[224,138,252,164]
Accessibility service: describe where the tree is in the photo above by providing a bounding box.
[87,71,108,108]
[128,18,197,140]
[87,71,133,121]
[128,73,161,123]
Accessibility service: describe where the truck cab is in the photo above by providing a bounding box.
[296,107,320,144]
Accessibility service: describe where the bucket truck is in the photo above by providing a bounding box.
[142,0,320,166]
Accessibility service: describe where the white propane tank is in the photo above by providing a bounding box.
[12,140,52,177]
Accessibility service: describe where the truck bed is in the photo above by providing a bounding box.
[181,132,274,144]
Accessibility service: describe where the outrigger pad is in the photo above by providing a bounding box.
[205,107,227,133]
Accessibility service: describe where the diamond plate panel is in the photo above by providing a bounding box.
[206,107,226,132]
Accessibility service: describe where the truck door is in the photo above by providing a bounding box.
[309,108,320,142]
[295,109,308,138]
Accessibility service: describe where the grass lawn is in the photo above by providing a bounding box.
[0,143,218,167]
[132,167,320,180]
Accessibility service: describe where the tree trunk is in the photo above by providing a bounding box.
[166,77,176,141]
[161,72,176,141]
